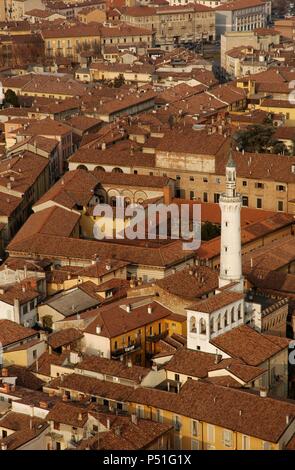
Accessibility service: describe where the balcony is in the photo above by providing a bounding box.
[111,341,141,359]
[146,330,168,343]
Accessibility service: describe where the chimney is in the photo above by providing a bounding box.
[126,304,131,313]
[127,359,132,368]
[286,415,290,425]
[147,305,152,314]
[163,185,172,205]
[115,426,121,437]
[107,418,111,430]
[13,299,21,325]
[131,414,138,425]
[214,351,220,364]
[39,401,48,409]
[96,325,101,335]
[259,387,267,398]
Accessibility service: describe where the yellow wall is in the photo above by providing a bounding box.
[128,403,279,450]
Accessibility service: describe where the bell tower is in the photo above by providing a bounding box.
[218,149,243,292]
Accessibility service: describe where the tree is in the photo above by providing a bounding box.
[201,221,221,241]
[113,74,125,88]
[234,125,277,153]
[4,89,19,107]
[272,0,288,17]
[272,141,290,155]
[42,315,53,331]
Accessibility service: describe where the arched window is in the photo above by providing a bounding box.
[210,317,214,334]
[94,166,105,172]
[77,165,87,171]
[112,167,123,173]
[231,307,235,323]
[217,314,221,331]
[224,310,228,327]
[190,316,197,333]
[199,318,206,335]
[124,197,131,208]
[237,304,242,320]
[110,196,117,207]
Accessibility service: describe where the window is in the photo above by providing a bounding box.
[207,424,215,443]
[190,316,197,333]
[203,177,208,183]
[199,318,206,335]
[217,315,221,330]
[56,442,61,451]
[210,318,214,334]
[191,420,198,437]
[175,373,180,382]
[156,409,163,423]
[190,191,195,200]
[176,175,181,180]
[136,405,144,418]
[214,193,220,203]
[23,304,28,315]
[242,196,248,207]
[242,435,250,450]
[224,311,228,327]
[231,307,235,323]
[237,304,242,320]
[93,425,98,432]
[190,176,194,181]
[33,350,37,359]
[223,429,233,447]
[278,200,284,212]
[216,177,221,184]
[203,192,208,203]
[242,180,247,186]
[2,430,7,438]
[255,182,264,189]
[173,415,181,432]
[256,198,262,209]
[191,438,199,450]
[262,441,271,450]
[174,435,181,449]
[30,301,35,310]
[117,402,123,410]
[276,185,285,192]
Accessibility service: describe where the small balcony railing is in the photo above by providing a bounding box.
[111,341,141,359]
[146,330,168,342]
